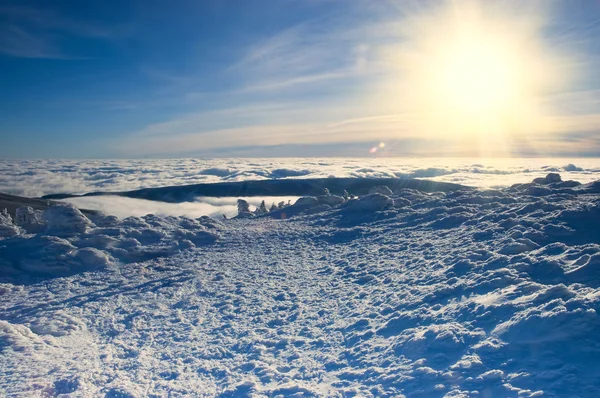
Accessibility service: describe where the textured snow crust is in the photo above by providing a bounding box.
[1,178,600,397]
[0,203,220,283]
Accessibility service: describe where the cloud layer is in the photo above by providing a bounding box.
[1,158,599,198]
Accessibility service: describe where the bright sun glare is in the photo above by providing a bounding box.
[385,0,575,152]
[433,36,520,115]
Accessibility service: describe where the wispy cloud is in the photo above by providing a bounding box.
[0,24,65,59]
[0,4,128,59]
[225,12,384,94]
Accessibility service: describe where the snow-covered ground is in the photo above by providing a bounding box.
[2,158,600,197]
[1,174,600,397]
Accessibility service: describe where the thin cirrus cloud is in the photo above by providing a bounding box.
[0,4,128,59]
[0,24,65,59]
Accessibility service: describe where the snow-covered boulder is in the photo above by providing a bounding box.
[318,195,345,207]
[369,185,393,196]
[43,204,93,234]
[15,206,45,233]
[343,193,394,212]
[294,196,319,207]
[533,173,562,185]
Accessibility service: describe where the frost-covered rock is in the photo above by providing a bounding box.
[0,209,21,238]
[317,195,345,206]
[343,193,394,212]
[294,196,319,207]
[533,173,562,185]
[15,206,45,233]
[368,185,393,196]
[43,204,93,234]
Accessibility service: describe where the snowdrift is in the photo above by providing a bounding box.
[1,174,600,397]
[0,203,219,284]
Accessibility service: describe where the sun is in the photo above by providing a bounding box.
[431,35,520,116]
[381,0,573,148]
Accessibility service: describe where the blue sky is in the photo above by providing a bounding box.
[1,0,600,158]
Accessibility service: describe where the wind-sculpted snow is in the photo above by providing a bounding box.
[0,203,220,284]
[2,158,600,197]
[1,177,600,396]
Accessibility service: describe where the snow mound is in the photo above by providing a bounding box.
[0,320,47,353]
[0,204,219,283]
[294,196,319,207]
[43,204,92,234]
[15,206,45,233]
[368,185,393,195]
[343,193,394,212]
[533,172,562,184]
[318,194,345,206]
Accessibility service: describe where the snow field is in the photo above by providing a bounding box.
[1,176,600,396]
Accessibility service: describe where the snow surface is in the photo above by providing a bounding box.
[1,177,600,397]
[2,158,600,197]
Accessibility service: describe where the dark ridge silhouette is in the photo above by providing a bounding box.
[41,177,471,203]
[0,193,99,218]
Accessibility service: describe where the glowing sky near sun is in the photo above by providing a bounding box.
[1,0,599,158]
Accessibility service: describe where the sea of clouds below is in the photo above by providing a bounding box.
[1,158,600,199]
[62,195,300,219]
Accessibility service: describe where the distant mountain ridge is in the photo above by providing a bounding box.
[41,177,471,203]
